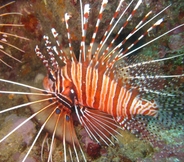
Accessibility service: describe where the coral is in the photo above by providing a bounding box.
[87,142,101,158]
[80,129,102,158]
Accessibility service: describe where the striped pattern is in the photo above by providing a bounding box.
[0,1,183,162]
[38,43,159,120]
[32,2,184,153]
[45,58,159,119]
[93,0,124,58]
[33,0,183,160]
[87,0,108,59]
[33,0,163,132]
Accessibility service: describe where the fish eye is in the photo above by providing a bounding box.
[71,89,75,94]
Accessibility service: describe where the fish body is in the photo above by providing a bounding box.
[0,0,184,161]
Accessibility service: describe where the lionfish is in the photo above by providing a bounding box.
[0,0,184,161]
[0,1,28,68]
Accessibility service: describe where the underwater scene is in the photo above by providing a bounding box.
[0,0,184,162]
